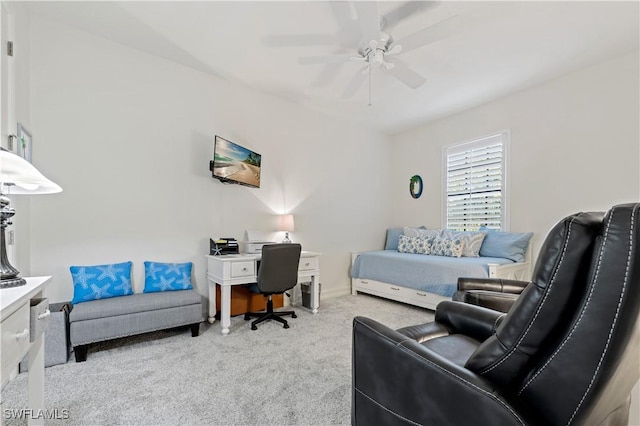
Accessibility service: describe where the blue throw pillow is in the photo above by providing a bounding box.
[143,261,193,293]
[479,231,533,262]
[70,261,133,304]
[384,228,404,250]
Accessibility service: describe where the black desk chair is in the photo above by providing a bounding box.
[245,243,302,330]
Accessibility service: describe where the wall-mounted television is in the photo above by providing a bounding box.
[209,135,261,188]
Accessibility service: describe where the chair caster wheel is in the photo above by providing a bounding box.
[284,323,290,329]
[292,313,297,318]
[251,325,257,330]
[244,314,250,321]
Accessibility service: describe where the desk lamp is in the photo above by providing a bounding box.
[278,214,294,244]
[0,147,62,289]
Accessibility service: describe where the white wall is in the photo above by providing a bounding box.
[390,51,640,256]
[27,16,391,303]
[1,2,32,278]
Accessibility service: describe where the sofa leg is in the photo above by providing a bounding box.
[191,323,200,337]
[74,345,88,362]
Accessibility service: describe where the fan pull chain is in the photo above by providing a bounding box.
[368,65,372,107]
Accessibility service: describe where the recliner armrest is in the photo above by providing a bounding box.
[435,301,505,341]
[453,289,520,313]
[396,301,504,343]
[457,277,529,294]
[352,316,523,426]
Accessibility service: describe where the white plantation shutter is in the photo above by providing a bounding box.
[445,133,508,231]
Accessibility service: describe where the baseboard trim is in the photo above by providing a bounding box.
[321,286,351,300]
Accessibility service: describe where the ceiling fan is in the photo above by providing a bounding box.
[264,1,460,105]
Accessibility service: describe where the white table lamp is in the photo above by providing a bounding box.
[1,147,62,288]
[278,214,295,243]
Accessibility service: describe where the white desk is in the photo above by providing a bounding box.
[206,251,321,335]
[1,276,51,426]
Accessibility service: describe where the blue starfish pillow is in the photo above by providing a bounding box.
[70,261,133,304]
[143,261,193,293]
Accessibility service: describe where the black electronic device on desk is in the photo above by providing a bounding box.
[210,238,239,256]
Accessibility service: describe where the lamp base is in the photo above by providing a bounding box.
[1,276,26,289]
[1,194,26,289]
[282,232,292,244]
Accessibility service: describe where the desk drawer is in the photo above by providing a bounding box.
[29,298,50,342]
[1,302,30,386]
[299,257,317,271]
[231,261,255,278]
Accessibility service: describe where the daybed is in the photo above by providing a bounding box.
[351,227,533,310]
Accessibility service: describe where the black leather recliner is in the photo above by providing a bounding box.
[452,277,528,313]
[352,203,640,425]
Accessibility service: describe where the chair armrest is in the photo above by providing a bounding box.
[352,316,523,426]
[457,277,528,294]
[396,301,504,342]
[435,301,506,341]
[453,290,520,313]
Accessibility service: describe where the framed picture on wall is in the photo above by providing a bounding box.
[17,123,32,163]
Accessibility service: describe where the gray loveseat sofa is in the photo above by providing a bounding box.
[69,289,203,362]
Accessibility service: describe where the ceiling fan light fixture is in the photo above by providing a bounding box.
[373,49,384,64]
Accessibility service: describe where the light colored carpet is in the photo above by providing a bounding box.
[1,294,434,426]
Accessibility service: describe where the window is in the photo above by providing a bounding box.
[443,132,508,231]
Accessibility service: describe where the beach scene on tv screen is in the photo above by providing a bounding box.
[213,137,261,187]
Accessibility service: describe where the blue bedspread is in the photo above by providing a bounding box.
[351,251,514,297]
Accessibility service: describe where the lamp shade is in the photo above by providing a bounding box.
[0,148,62,194]
[278,214,295,232]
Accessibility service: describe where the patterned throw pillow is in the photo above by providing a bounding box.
[398,235,433,255]
[70,261,133,304]
[403,227,441,239]
[398,235,418,254]
[441,230,488,257]
[429,236,464,258]
[143,261,193,293]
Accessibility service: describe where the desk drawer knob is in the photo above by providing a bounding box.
[15,328,29,342]
[242,267,247,271]
[37,309,51,320]
[305,262,310,267]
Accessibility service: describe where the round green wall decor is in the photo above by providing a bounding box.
[410,175,423,199]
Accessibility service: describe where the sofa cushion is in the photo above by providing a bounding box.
[479,230,533,262]
[143,261,193,293]
[69,290,202,322]
[70,261,133,304]
[384,228,404,250]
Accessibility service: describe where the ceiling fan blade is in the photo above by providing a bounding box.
[387,44,402,55]
[298,55,354,65]
[385,58,426,89]
[341,66,369,99]
[311,63,344,87]
[382,1,440,31]
[263,34,337,47]
[396,15,461,54]
[329,2,362,47]
[353,2,381,44]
